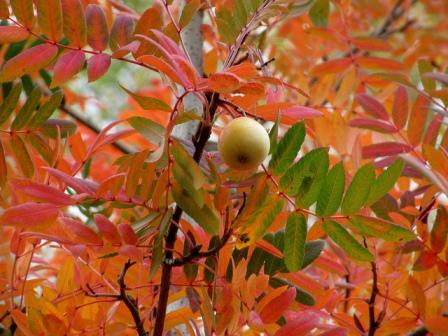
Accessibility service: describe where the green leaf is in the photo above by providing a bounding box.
[0,82,22,127]
[268,115,279,155]
[171,140,206,190]
[172,163,205,207]
[41,119,76,138]
[28,90,63,127]
[269,277,315,306]
[323,220,374,262]
[350,215,416,241]
[284,212,307,272]
[11,86,42,130]
[341,163,375,215]
[269,122,305,175]
[149,234,163,279]
[316,162,345,216]
[11,135,34,178]
[128,116,165,145]
[309,0,329,28]
[27,133,52,163]
[121,85,171,112]
[366,159,404,206]
[172,184,219,235]
[302,240,325,269]
[279,148,329,196]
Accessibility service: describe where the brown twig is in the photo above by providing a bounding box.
[365,238,380,336]
[118,260,148,336]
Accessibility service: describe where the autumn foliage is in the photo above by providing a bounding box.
[0,0,447,335]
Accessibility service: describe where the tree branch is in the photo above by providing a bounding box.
[365,238,380,336]
[118,260,148,336]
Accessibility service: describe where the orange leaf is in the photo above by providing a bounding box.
[406,276,426,319]
[430,206,448,254]
[0,140,6,187]
[208,72,243,93]
[0,202,58,228]
[310,58,352,76]
[51,50,85,88]
[0,44,58,83]
[60,217,103,245]
[96,173,126,198]
[413,250,437,271]
[407,94,429,146]
[227,62,258,79]
[11,309,34,336]
[138,54,183,85]
[259,287,296,323]
[68,132,87,162]
[0,26,29,43]
[10,0,35,29]
[61,0,87,48]
[425,317,448,335]
[255,239,284,259]
[351,37,391,52]
[356,56,405,71]
[36,0,63,42]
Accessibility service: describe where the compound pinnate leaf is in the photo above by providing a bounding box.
[87,53,111,82]
[350,215,416,241]
[366,158,404,206]
[51,50,86,88]
[323,220,374,262]
[341,163,375,215]
[269,122,305,175]
[284,212,307,272]
[316,161,345,217]
[0,26,29,43]
[61,0,87,47]
[0,202,58,228]
[86,4,109,51]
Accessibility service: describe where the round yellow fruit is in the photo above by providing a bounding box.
[218,117,270,171]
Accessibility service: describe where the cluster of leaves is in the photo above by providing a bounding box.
[0,0,447,335]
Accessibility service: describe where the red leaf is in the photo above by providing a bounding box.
[94,214,121,245]
[119,244,143,261]
[349,118,397,133]
[11,179,75,205]
[320,327,348,336]
[362,142,413,159]
[138,54,183,85]
[0,44,58,83]
[274,312,319,336]
[208,72,243,93]
[356,94,389,120]
[60,217,103,245]
[44,167,96,195]
[87,53,111,82]
[86,4,109,51]
[283,106,323,119]
[310,58,352,76]
[51,50,85,88]
[413,250,437,271]
[392,86,408,129]
[109,15,134,51]
[430,207,448,254]
[0,202,58,228]
[259,287,296,323]
[227,63,258,79]
[118,223,137,245]
[0,26,29,43]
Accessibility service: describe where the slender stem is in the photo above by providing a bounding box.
[365,238,380,336]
